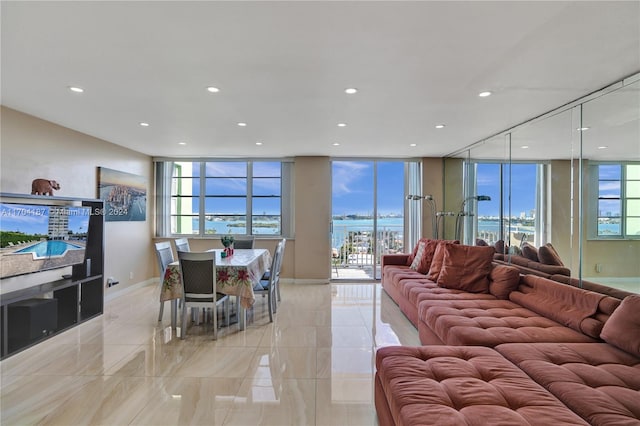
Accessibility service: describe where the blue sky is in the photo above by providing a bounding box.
[1,204,90,235]
[331,161,539,218]
[476,163,538,217]
[332,161,405,216]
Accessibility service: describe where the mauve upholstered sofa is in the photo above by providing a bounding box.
[376,240,640,426]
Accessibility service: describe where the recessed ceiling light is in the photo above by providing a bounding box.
[255,142,263,146]
[435,124,445,129]
[206,86,220,93]
[332,142,340,146]
[598,146,608,149]
[521,145,529,149]
[237,122,247,127]
[337,123,347,127]
[178,141,187,145]
[345,88,358,94]
[139,122,150,127]
[68,86,84,93]
[478,91,492,97]
[577,127,590,131]
[409,143,417,147]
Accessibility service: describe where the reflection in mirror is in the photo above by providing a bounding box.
[509,108,579,275]
[443,74,638,296]
[581,78,640,294]
[442,153,467,241]
[464,136,509,247]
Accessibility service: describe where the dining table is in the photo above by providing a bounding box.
[160,248,272,331]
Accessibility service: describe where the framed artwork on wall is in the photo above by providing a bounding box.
[97,167,147,222]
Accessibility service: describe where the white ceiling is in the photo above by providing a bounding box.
[2,1,639,159]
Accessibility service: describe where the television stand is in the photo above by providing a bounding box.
[0,193,105,359]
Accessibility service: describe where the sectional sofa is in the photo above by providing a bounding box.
[376,239,640,426]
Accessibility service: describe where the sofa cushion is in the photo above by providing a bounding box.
[601,294,640,357]
[436,244,494,293]
[489,264,521,299]
[425,240,459,281]
[409,238,439,274]
[521,242,539,262]
[538,243,564,266]
[496,342,640,426]
[510,275,613,338]
[417,298,598,347]
[375,345,589,426]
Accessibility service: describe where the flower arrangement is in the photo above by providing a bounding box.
[221,235,235,248]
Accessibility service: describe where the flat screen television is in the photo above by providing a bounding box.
[0,201,91,280]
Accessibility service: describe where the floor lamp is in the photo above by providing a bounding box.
[455,195,491,242]
[406,195,438,239]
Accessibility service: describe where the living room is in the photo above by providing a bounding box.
[1,2,638,425]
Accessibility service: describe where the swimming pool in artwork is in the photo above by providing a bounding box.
[15,241,84,259]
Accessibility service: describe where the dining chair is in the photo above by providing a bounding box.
[276,238,286,302]
[177,250,229,340]
[174,237,190,252]
[233,236,255,249]
[261,238,286,302]
[253,240,283,322]
[154,241,175,322]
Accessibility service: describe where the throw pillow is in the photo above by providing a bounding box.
[426,240,458,281]
[521,242,539,262]
[538,243,564,266]
[494,239,508,255]
[436,244,495,293]
[414,239,440,274]
[475,238,488,246]
[409,241,427,271]
[406,238,432,266]
[489,264,521,299]
[600,294,640,357]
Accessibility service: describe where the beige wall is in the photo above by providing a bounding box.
[293,157,331,281]
[549,160,576,270]
[442,157,464,240]
[422,157,444,239]
[1,107,156,294]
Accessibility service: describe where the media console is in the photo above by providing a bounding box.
[0,193,105,359]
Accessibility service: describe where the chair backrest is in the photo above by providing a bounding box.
[268,240,285,287]
[276,238,286,277]
[154,241,175,275]
[233,236,255,249]
[177,251,216,296]
[174,238,190,252]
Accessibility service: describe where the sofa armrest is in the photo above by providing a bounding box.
[381,254,409,268]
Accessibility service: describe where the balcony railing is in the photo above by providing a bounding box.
[332,224,403,279]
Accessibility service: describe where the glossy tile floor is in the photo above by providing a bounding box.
[1,282,420,425]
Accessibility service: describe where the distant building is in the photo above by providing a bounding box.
[48,207,69,240]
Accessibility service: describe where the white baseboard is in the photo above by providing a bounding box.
[105,278,156,302]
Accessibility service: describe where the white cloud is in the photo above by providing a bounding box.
[332,162,371,196]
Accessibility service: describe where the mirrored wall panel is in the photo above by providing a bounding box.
[446,73,639,295]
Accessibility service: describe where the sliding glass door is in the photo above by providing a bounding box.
[331,160,406,280]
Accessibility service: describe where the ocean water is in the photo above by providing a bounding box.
[197,216,621,243]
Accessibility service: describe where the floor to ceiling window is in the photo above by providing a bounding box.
[331,160,411,280]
